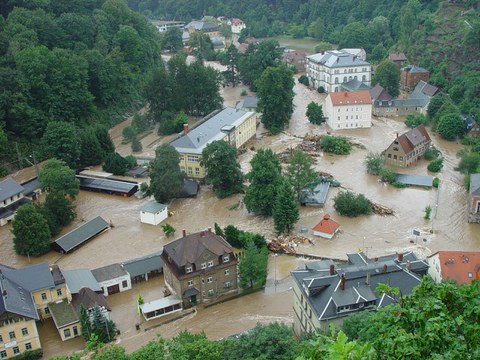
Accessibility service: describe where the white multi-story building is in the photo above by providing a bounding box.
[324,90,372,130]
[306,49,372,92]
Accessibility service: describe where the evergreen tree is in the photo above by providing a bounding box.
[238,241,268,289]
[201,140,244,198]
[149,144,183,203]
[93,124,115,157]
[244,149,282,216]
[79,305,92,341]
[78,127,104,167]
[103,152,130,175]
[286,149,319,202]
[12,204,51,256]
[221,44,240,87]
[255,64,294,134]
[91,305,116,344]
[272,178,299,234]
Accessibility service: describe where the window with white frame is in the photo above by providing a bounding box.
[186,266,193,273]
[224,281,231,288]
[201,262,207,269]
[187,155,199,162]
[187,279,193,287]
[208,289,214,296]
[187,167,192,175]
[224,269,230,276]
[207,276,213,283]
[195,167,200,176]
[223,255,229,263]
[208,260,213,267]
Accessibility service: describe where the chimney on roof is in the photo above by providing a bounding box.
[340,274,345,290]
[208,227,212,233]
[383,264,388,273]
[329,264,335,275]
[406,260,411,272]
[182,229,186,237]
[398,253,404,262]
[366,272,371,285]
[183,123,189,134]
[396,132,399,138]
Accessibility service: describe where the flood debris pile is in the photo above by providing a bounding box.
[268,234,313,254]
[369,200,394,216]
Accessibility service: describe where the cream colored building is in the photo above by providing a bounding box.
[324,90,372,130]
[170,107,258,179]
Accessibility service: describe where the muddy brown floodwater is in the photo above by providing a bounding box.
[0,70,479,358]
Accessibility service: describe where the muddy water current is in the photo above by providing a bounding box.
[0,72,479,358]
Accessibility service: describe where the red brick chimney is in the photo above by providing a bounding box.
[329,264,335,275]
[182,230,186,237]
[398,253,404,262]
[383,264,388,273]
[208,227,212,233]
[340,274,345,290]
[183,123,189,134]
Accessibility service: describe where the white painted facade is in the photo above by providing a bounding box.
[98,274,131,297]
[427,253,442,283]
[228,19,246,34]
[306,50,372,92]
[313,229,337,239]
[140,204,168,226]
[324,96,372,130]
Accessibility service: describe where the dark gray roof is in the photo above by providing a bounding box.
[307,50,370,68]
[374,98,428,108]
[71,287,110,313]
[78,176,138,196]
[63,269,102,294]
[122,252,163,278]
[140,201,167,214]
[52,216,109,253]
[170,107,252,154]
[20,178,41,197]
[300,181,330,206]
[92,263,128,283]
[125,166,149,178]
[341,78,371,92]
[1,262,55,292]
[291,252,428,321]
[237,96,258,110]
[0,264,39,320]
[370,84,392,102]
[183,287,200,297]
[411,80,438,99]
[470,174,480,195]
[395,174,433,187]
[402,64,428,74]
[0,178,24,203]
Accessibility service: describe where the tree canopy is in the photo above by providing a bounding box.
[272,178,299,234]
[286,149,319,202]
[12,204,51,256]
[149,144,183,203]
[38,158,80,198]
[372,59,400,98]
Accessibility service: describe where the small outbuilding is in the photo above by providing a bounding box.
[313,214,340,239]
[140,297,183,321]
[92,263,132,296]
[300,182,330,207]
[122,252,163,283]
[140,201,168,225]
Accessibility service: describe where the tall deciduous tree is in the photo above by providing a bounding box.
[189,32,215,61]
[38,158,80,198]
[42,192,76,236]
[272,178,299,234]
[12,204,51,256]
[244,149,282,216]
[149,144,183,203]
[238,240,268,289]
[162,27,183,53]
[41,121,80,169]
[256,64,294,134]
[201,140,244,198]
[437,113,463,141]
[306,101,325,125]
[372,59,400,98]
[103,152,130,175]
[286,149,319,202]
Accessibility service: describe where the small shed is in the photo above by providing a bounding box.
[77,176,139,197]
[140,297,183,321]
[140,201,168,225]
[121,252,163,283]
[92,263,131,296]
[313,214,340,239]
[395,174,433,187]
[300,182,330,207]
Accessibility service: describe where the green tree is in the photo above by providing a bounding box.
[91,345,128,360]
[372,59,400,98]
[42,192,76,236]
[456,151,480,174]
[333,191,372,217]
[78,127,104,167]
[103,152,130,175]
[306,102,325,125]
[38,158,80,198]
[174,112,189,133]
[131,136,142,152]
[201,140,244,198]
[189,32,215,61]
[320,135,352,155]
[130,338,166,360]
[379,167,396,183]
[286,149,319,202]
[132,113,151,133]
[167,331,224,360]
[12,204,51,256]
[273,178,299,234]
[161,223,175,237]
[162,27,183,53]
[144,62,175,121]
[122,125,136,142]
[244,149,282,216]
[93,124,115,157]
[427,158,443,172]
[365,152,384,175]
[221,44,240,87]
[42,121,80,169]
[405,114,427,128]
[427,93,448,119]
[91,305,116,344]
[256,64,294,134]
[238,240,268,289]
[437,113,463,140]
[79,304,92,341]
[149,144,183,203]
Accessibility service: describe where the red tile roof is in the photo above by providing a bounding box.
[396,125,431,154]
[429,251,480,284]
[231,18,244,26]
[328,90,372,106]
[313,214,340,235]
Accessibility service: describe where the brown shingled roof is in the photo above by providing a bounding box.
[396,125,431,154]
[163,231,233,268]
[328,90,372,106]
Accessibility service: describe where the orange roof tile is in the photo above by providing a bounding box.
[328,90,372,106]
[429,251,480,284]
[313,214,340,234]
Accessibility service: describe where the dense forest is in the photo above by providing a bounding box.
[0,0,162,173]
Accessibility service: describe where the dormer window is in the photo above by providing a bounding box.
[223,255,230,263]
[208,261,214,267]
[201,263,207,269]
[186,266,193,273]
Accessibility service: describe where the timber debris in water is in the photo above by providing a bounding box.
[369,201,395,216]
[268,235,314,254]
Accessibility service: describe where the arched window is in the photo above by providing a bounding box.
[343,77,347,83]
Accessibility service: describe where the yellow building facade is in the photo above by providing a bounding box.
[0,316,41,359]
[172,107,258,180]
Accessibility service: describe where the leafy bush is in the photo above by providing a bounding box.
[157,111,176,135]
[433,177,440,188]
[162,223,175,237]
[317,86,325,93]
[132,113,151,133]
[424,147,440,160]
[306,102,324,124]
[365,152,384,175]
[405,114,428,128]
[223,224,266,249]
[10,349,43,360]
[333,191,372,217]
[427,158,443,172]
[379,167,396,183]
[122,125,137,142]
[240,89,248,96]
[174,112,189,133]
[320,135,351,155]
[298,75,309,86]
[131,137,143,152]
[424,205,432,220]
[125,155,137,168]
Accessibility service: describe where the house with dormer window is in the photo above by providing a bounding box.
[291,251,428,335]
[161,229,238,307]
[383,125,431,167]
